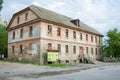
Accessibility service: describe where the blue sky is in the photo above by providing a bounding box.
[1,0,120,35]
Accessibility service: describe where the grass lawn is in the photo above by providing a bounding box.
[0,59,35,65]
[44,64,71,67]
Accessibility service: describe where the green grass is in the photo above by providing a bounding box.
[0,59,35,65]
[44,64,71,67]
[103,57,116,62]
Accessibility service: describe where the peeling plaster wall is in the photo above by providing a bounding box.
[40,21,103,63]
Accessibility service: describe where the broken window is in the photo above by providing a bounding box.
[48,25,52,34]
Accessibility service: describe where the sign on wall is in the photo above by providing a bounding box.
[47,52,59,62]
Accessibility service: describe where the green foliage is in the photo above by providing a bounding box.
[104,28,120,61]
[0,24,8,57]
[0,0,3,11]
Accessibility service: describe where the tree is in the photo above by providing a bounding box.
[104,28,120,61]
[0,0,3,11]
[0,24,8,58]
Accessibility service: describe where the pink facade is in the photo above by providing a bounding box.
[8,5,103,64]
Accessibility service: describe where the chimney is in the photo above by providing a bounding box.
[71,19,80,27]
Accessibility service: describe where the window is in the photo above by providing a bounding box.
[29,43,32,49]
[17,17,20,24]
[57,27,61,36]
[95,36,97,43]
[91,47,93,54]
[99,37,101,43]
[25,13,28,21]
[65,29,69,37]
[80,33,82,40]
[86,34,88,41]
[73,46,76,53]
[95,48,97,55]
[20,45,23,53]
[73,31,76,39]
[57,44,61,52]
[86,47,88,54]
[65,45,69,53]
[48,43,52,50]
[29,26,33,36]
[13,31,15,40]
[12,46,14,53]
[20,29,23,38]
[91,35,93,42]
[99,48,101,54]
[48,25,52,34]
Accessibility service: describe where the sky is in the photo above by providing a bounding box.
[1,0,120,35]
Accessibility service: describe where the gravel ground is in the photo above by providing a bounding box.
[0,61,120,80]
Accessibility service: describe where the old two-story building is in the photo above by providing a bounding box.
[7,5,103,64]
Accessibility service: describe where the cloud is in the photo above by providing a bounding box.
[1,0,120,35]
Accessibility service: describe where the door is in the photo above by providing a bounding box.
[79,46,84,57]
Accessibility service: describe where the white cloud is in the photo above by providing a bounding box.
[2,0,120,35]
